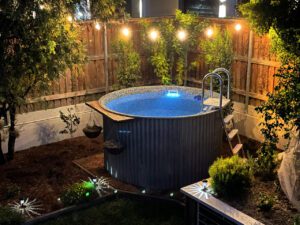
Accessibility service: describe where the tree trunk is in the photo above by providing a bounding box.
[7,105,16,161]
[0,132,5,165]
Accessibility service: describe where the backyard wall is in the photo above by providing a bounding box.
[4,17,284,152]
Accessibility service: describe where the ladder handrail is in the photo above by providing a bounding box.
[202,72,223,109]
[212,68,231,99]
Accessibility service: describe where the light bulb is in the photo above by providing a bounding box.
[67,15,73,22]
[95,22,101,30]
[121,27,130,37]
[177,30,187,41]
[149,30,159,41]
[235,23,242,31]
[206,28,213,37]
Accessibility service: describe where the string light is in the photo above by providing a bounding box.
[121,27,131,37]
[177,29,187,41]
[67,15,73,22]
[149,29,159,41]
[95,22,101,30]
[206,28,213,37]
[234,23,242,31]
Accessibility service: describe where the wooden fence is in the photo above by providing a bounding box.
[20,17,281,114]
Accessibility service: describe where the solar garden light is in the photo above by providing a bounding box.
[202,179,208,192]
[177,29,187,42]
[149,29,159,41]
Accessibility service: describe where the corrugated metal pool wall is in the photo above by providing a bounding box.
[103,110,222,190]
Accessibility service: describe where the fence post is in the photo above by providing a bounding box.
[244,30,253,112]
[104,23,109,93]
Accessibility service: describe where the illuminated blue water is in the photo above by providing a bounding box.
[106,90,203,117]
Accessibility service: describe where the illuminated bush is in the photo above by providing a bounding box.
[61,181,97,206]
[209,156,252,197]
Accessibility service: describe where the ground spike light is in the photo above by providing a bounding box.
[10,198,43,218]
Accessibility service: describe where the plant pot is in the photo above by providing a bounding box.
[83,125,102,139]
[104,139,124,155]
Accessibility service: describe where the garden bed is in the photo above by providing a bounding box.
[0,136,104,213]
[0,135,299,225]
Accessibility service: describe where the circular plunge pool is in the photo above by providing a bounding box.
[99,86,223,190]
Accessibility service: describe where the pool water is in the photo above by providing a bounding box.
[105,90,202,117]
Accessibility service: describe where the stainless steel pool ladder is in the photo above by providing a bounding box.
[202,70,244,156]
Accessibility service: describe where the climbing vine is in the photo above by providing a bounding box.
[112,39,141,89]
[141,10,207,85]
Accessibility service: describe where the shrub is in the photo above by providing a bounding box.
[0,206,25,225]
[295,215,300,225]
[250,142,278,180]
[208,155,252,197]
[60,181,97,206]
[256,193,276,212]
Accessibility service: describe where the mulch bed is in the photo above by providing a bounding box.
[0,136,103,213]
[0,135,299,225]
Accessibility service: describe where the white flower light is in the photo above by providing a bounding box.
[10,198,43,218]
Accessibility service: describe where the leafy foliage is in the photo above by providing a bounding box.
[0,0,86,160]
[35,198,184,225]
[248,143,278,180]
[239,0,300,57]
[59,108,80,137]
[208,156,252,197]
[256,192,276,212]
[112,39,141,89]
[295,215,300,225]
[90,0,125,22]
[141,10,207,85]
[0,206,25,225]
[60,181,97,206]
[256,65,300,143]
[200,27,233,70]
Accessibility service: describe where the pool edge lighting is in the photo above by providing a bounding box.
[166,90,180,98]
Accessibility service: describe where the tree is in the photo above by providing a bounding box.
[239,0,300,57]
[239,0,300,184]
[0,0,86,161]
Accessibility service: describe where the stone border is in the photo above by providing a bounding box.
[181,181,264,225]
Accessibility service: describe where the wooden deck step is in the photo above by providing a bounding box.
[232,144,243,155]
[228,129,238,140]
[203,98,230,108]
[224,114,234,124]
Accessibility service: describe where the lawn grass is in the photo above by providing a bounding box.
[37,198,185,225]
